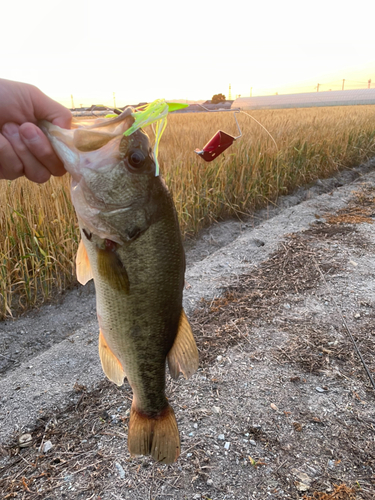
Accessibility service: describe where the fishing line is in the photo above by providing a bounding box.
[239,110,278,152]
[198,102,279,150]
[194,103,278,161]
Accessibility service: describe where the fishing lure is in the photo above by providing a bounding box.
[100,98,276,169]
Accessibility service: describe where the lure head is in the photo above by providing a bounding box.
[123,100,188,176]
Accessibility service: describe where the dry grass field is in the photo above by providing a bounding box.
[0,106,375,318]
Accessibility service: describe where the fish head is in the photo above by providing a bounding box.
[41,109,159,243]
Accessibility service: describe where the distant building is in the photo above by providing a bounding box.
[173,101,234,113]
[233,89,375,110]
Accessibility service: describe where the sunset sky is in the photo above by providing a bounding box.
[1,0,373,108]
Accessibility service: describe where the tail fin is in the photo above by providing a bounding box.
[128,403,180,464]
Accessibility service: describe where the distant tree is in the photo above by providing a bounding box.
[211,93,226,104]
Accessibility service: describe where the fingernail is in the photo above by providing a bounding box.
[20,126,38,141]
[2,123,19,137]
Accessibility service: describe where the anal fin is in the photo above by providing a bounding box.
[128,403,180,464]
[76,239,93,285]
[99,329,126,386]
[167,309,199,380]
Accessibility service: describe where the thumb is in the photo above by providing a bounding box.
[30,85,72,129]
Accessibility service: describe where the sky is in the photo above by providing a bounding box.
[1,0,374,108]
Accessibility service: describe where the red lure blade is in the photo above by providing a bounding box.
[195,131,236,162]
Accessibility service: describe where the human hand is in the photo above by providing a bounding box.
[0,79,72,183]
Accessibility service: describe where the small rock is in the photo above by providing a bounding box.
[224,442,230,450]
[268,480,279,488]
[213,406,221,414]
[18,433,32,448]
[206,478,213,486]
[188,432,195,437]
[296,482,310,492]
[186,453,192,457]
[249,440,256,446]
[217,355,223,362]
[115,462,125,479]
[193,423,198,429]
[316,386,327,393]
[100,410,110,421]
[270,403,279,411]
[218,434,225,440]
[354,313,361,319]
[284,303,291,309]
[292,469,312,489]
[42,441,53,453]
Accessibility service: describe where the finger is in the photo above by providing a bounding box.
[51,107,72,129]
[0,132,24,180]
[29,86,72,129]
[2,123,51,183]
[19,123,66,177]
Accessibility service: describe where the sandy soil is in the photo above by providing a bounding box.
[0,161,375,499]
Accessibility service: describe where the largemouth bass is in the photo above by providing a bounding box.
[41,108,199,464]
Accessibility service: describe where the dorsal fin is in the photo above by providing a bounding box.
[76,239,93,285]
[167,309,199,380]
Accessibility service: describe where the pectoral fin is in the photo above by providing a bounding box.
[97,248,129,293]
[167,309,199,380]
[98,330,126,386]
[76,239,93,285]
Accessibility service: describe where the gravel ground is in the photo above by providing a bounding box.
[0,161,375,499]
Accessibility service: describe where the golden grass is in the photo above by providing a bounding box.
[160,106,375,235]
[1,105,375,317]
[0,176,78,317]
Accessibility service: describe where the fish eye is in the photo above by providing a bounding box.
[128,149,146,169]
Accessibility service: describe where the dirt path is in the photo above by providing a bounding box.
[0,161,375,499]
